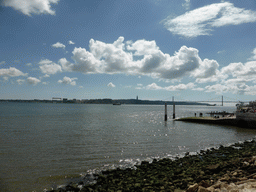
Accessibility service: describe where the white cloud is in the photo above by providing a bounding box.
[191,58,228,83]
[55,36,256,94]
[27,77,41,85]
[26,63,32,66]
[146,83,163,90]
[205,83,250,95]
[193,59,219,79]
[192,87,204,91]
[166,82,195,91]
[155,46,201,79]
[3,76,9,81]
[89,37,134,73]
[38,59,53,65]
[127,39,160,56]
[17,79,25,85]
[0,67,27,77]
[163,2,256,37]
[52,42,66,49]
[71,47,102,73]
[1,0,59,16]
[221,61,256,81]
[68,40,75,45]
[38,59,62,74]
[145,82,196,91]
[58,76,77,86]
[249,48,256,60]
[31,37,256,96]
[182,0,190,10]
[217,50,226,54]
[39,63,62,74]
[59,37,223,82]
[107,82,116,88]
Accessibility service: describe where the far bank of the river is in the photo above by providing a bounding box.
[46,140,256,192]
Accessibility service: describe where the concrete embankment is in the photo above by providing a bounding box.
[175,117,256,128]
[47,140,256,192]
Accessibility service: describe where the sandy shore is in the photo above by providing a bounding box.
[46,140,256,192]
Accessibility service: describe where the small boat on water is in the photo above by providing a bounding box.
[113,103,121,105]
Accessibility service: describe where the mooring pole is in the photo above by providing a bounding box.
[164,103,167,121]
[173,96,175,119]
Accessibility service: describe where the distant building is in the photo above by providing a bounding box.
[63,98,68,103]
[136,96,138,100]
[52,97,62,101]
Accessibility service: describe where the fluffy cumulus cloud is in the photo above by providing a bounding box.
[1,0,59,16]
[205,83,251,95]
[200,51,256,95]
[27,77,41,85]
[51,37,256,95]
[0,67,27,77]
[163,2,256,37]
[58,76,77,86]
[203,59,256,95]
[52,42,66,49]
[107,82,116,88]
[38,59,62,75]
[89,37,134,73]
[145,82,196,91]
[59,37,220,82]
[221,61,256,81]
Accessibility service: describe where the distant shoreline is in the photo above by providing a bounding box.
[0,99,210,106]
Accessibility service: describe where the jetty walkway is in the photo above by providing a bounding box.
[175,116,256,129]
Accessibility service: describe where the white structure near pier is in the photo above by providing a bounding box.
[236,101,256,121]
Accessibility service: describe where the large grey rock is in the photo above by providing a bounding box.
[197,186,211,192]
[186,183,198,192]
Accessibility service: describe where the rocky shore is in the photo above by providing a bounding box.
[46,140,256,192]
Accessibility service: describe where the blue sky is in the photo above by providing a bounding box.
[1,0,256,102]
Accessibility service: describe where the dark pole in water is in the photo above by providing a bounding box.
[164,103,167,121]
[173,96,175,119]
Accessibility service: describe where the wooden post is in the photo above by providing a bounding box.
[173,96,175,119]
[164,103,167,121]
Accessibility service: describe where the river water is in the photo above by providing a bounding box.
[1,102,256,192]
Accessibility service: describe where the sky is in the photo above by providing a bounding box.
[1,0,256,102]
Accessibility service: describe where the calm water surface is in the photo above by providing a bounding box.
[1,103,256,192]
